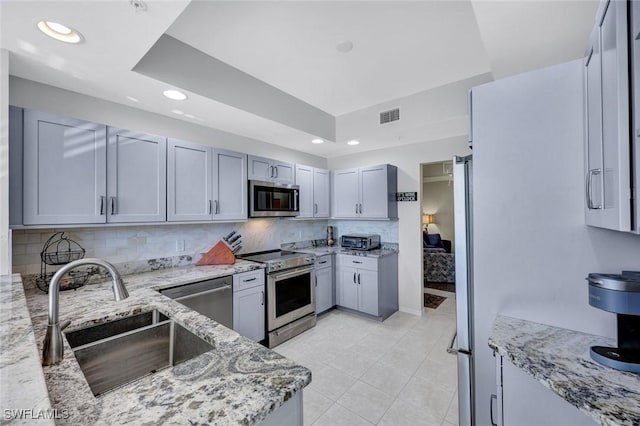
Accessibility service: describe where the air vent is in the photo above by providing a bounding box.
[379,108,400,125]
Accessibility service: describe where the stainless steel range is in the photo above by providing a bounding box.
[240,250,316,348]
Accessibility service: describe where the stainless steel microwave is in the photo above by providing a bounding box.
[249,180,300,217]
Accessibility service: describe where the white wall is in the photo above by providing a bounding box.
[9,77,327,169]
[328,136,471,315]
[0,49,10,275]
[472,60,640,425]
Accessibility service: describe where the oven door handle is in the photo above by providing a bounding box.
[269,266,314,280]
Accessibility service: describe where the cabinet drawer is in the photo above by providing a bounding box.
[337,255,377,271]
[314,254,333,269]
[233,269,265,292]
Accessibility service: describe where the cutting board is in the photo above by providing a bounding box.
[196,240,235,266]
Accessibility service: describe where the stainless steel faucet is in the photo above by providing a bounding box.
[42,258,129,366]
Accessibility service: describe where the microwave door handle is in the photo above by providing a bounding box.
[294,190,298,211]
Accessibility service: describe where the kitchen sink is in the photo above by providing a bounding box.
[64,310,213,397]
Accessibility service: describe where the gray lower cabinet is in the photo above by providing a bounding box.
[233,270,265,342]
[107,127,167,223]
[335,253,398,320]
[167,139,247,222]
[314,254,334,314]
[22,109,107,225]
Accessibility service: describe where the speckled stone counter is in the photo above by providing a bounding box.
[0,274,54,425]
[4,260,311,425]
[284,241,399,258]
[489,315,640,426]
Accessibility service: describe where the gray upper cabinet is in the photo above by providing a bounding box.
[331,164,398,220]
[107,128,167,223]
[213,149,248,221]
[167,139,212,221]
[23,109,107,225]
[295,164,330,218]
[584,0,633,232]
[168,139,247,222]
[247,155,294,185]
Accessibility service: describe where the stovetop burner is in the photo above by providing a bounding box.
[239,249,315,273]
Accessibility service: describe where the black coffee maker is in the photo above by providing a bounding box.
[587,271,640,373]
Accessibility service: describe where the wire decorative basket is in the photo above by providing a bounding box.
[36,232,89,293]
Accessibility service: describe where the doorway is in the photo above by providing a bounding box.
[420,161,456,314]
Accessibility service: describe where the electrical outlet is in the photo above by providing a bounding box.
[176,240,185,252]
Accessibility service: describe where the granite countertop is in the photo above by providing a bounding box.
[1,260,311,425]
[290,244,399,258]
[489,315,640,426]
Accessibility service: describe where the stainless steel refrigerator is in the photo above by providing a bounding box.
[453,154,474,425]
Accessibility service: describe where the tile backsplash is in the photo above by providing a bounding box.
[328,220,398,243]
[12,219,329,275]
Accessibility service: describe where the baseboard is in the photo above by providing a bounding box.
[399,306,423,316]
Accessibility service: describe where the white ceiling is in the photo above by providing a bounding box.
[1,0,598,159]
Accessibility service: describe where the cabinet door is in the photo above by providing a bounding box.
[273,161,295,185]
[337,265,358,310]
[313,168,330,218]
[23,110,107,225]
[360,165,388,218]
[315,266,333,314]
[167,139,212,222]
[332,168,359,218]
[584,28,605,225]
[213,149,247,221]
[599,0,631,231]
[233,285,265,342]
[107,128,166,223]
[295,164,314,218]
[248,155,273,181]
[357,268,379,316]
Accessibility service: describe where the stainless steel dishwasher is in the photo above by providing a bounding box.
[160,276,233,329]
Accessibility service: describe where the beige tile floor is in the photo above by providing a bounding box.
[274,292,459,426]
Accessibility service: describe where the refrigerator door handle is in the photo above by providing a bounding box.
[446,332,458,354]
[490,394,498,426]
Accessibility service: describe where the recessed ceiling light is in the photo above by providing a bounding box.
[171,109,184,115]
[184,113,195,119]
[126,96,139,103]
[347,140,360,146]
[37,20,83,44]
[163,89,187,101]
[312,138,324,144]
[336,40,354,53]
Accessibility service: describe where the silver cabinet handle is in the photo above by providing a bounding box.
[314,203,318,214]
[261,291,265,306]
[315,276,317,287]
[352,260,362,264]
[318,260,327,265]
[99,196,105,215]
[353,272,357,283]
[274,166,278,178]
[209,200,213,215]
[586,168,602,209]
[243,277,257,282]
[355,203,359,214]
[269,166,274,178]
[357,273,360,284]
[214,200,219,215]
[359,203,363,214]
[490,394,498,426]
[110,196,116,215]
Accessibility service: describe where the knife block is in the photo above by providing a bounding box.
[196,240,235,266]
